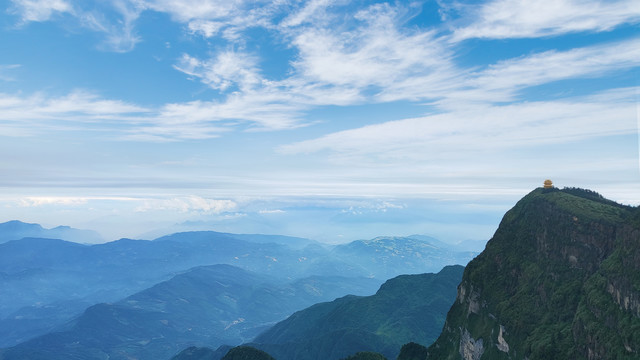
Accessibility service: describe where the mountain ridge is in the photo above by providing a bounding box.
[0,264,382,360]
[172,265,464,360]
[0,220,104,244]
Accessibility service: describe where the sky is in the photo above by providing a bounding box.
[0,0,638,244]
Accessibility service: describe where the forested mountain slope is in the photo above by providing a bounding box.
[425,187,640,359]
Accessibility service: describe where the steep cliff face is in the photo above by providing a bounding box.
[426,188,640,359]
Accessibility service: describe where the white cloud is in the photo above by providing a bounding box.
[10,0,143,52]
[0,91,147,118]
[340,201,405,215]
[280,87,638,159]
[174,51,262,92]
[161,2,454,135]
[477,38,640,87]
[280,0,335,28]
[0,91,148,136]
[258,209,286,214]
[14,196,142,207]
[451,0,640,41]
[4,1,639,144]
[144,0,278,41]
[135,196,237,213]
[78,0,144,52]
[127,94,307,140]
[10,0,72,22]
[290,3,451,91]
[187,19,223,37]
[439,37,640,105]
[143,0,245,22]
[19,196,89,207]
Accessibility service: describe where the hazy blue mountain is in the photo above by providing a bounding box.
[408,235,487,253]
[0,264,381,360]
[0,233,321,347]
[0,220,103,244]
[242,265,464,360]
[171,346,219,360]
[0,229,473,348]
[325,236,475,279]
[425,187,640,359]
[156,231,319,249]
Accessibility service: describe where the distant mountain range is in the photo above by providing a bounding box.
[0,220,103,244]
[169,265,463,360]
[171,187,640,360]
[0,223,477,351]
[0,264,381,360]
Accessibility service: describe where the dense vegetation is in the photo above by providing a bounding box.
[221,346,276,360]
[340,351,387,360]
[397,342,429,360]
[249,265,464,360]
[425,187,640,359]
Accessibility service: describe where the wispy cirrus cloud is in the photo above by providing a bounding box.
[174,51,262,92]
[79,0,144,52]
[289,3,451,91]
[451,0,640,41]
[166,2,453,133]
[145,0,280,41]
[0,90,148,136]
[10,0,143,52]
[9,0,72,22]
[143,0,246,22]
[0,91,147,119]
[280,87,637,159]
[279,0,335,28]
[437,37,640,105]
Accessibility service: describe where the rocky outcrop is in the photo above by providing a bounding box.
[496,325,509,353]
[607,281,640,317]
[459,328,484,360]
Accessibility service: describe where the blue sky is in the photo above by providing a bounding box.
[0,0,638,243]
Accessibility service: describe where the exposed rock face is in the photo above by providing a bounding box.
[459,328,484,360]
[426,187,640,359]
[496,326,509,353]
[608,281,640,317]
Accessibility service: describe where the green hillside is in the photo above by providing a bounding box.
[251,265,464,360]
[425,187,640,359]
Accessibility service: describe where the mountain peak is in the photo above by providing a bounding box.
[0,220,43,231]
[0,220,103,244]
[426,187,639,359]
